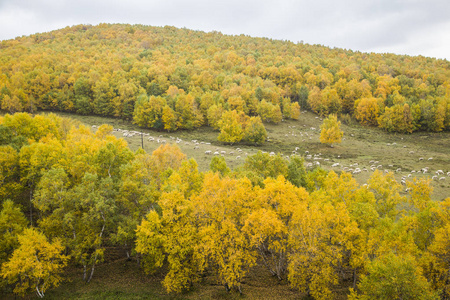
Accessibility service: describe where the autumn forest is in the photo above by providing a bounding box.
[0,23,450,299]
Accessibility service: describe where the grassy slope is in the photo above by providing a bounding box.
[55,111,450,201]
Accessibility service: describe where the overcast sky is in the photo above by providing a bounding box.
[1,0,449,60]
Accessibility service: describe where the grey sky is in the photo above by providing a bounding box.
[1,0,449,60]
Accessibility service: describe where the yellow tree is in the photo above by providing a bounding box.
[136,184,203,293]
[1,228,68,298]
[288,179,363,300]
[151,144,187,182]
[193,173,258,293]
[355,97,380,126]
[427,198,450,296]
[244,176,309,280]
[162,105,177,131]
[287,200,339,299]
[320,114,343,147]
[218,110,244,144]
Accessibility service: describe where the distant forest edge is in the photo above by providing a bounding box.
[1,23,449,140]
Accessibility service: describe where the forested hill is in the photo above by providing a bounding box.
[1,23,449,137]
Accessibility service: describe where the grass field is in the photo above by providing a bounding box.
[54,110,450,201]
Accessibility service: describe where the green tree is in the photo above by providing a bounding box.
[0,200,27,268]
[243,116,267,145]
[243,151,289,183]
[287,155,307,188]
[350,253,438,300]
[209,155,231,176]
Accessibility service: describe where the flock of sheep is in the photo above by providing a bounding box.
[100,124,448,193]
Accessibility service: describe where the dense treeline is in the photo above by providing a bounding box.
[1,112,449,299]
[0,23,449,140]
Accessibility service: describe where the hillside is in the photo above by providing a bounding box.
[1,24,450,299]
[1,23,450,141]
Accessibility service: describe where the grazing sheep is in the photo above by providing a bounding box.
[331,163,340,167]
[432,175,438,180]
[428,157,433,160]
[439,177,446,181]
[419,157,424,161]
[214,151,220,156]
[205,150,212,155]
[236,156,241,160]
